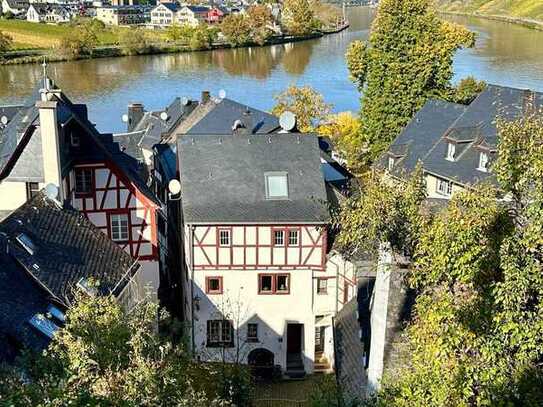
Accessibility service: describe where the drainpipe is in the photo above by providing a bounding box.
[189,225,196,355]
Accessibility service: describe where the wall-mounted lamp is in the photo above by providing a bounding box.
[168,179,182,201]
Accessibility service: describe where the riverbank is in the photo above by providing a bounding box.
[0,23,349,66]
[439,10,543,31]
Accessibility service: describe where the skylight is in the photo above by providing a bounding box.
[47,304,66,323]
[265,172,289,200]
[29,314,59,339]
[77,277,97,296]
[16,233,35,255]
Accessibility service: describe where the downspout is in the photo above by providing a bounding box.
[189,225,196,355]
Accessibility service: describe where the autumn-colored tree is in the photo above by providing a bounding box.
[189,24,218,51]
[271,85,331,132]
[282,0,317,36]
[317,112,363,174]
[0,30,13,53]
[247,5,274,45]
[312,0,342,29]
[119,28,150,55]
[220,13,252,46]
[58,24,98,58]
[346,0,475,168]
[166,23,194,43]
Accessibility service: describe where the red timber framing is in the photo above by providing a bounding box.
[193,225,326,271]
[66,160,159,262]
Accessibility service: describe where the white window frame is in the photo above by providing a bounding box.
[74,168,93,194]
[436,178,453,197]
[247,323,258,342]
[478,151,489,172]
[207,319,233,346]
[273,230,284,246]
[110,213,129,242]
[288,229,299,246]
[265,172,289,200]
[388,156,395,171]
[219,229,230,246]
[446,142,456,161]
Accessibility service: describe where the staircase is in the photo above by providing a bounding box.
[286,353,306,379]
[314,351,332,374]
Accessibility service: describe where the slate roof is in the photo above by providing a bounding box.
[178,134,329,224]
[159,2,180,12]
[185,5,209,13]
[379,84,543,187]
[0,105,24,131]
[0,192,139,361]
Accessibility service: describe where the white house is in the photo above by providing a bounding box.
[26,4,73,23]
[1,0,28,15]
[149,2,178,27]
[177,133,357,377]
[177,5,208,27]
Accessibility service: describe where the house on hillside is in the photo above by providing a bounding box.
[149,2,178,27]
[176,133,357,377]
[177,5,209,27]
[378,84,543,200]
[26,4,73,23]
[0,191,143,363]
[0,80,163,302]
[95,5,146,26]
[206,5,228,24]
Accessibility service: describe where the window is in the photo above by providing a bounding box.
[388,156,395,171]
[206,276,223,294]
[16,233,35,255]
[70,133,80,147]
[446,142,456,161]
[317,278,328,294]
[219,229,230,246]
[29,314,59,339]
[259,274,290,294]
[26,182,40,201]
[247,323,258,342]
[273,230,284,246]
[110,213,129,242]
[259,275,273,293]
[436,178,453,197]
[478,152,489,172]
[288,230,299,246]
[207,320,233,347]
[265,172,289,199]
[74,168,93,195]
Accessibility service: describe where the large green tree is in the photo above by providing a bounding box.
[282,0,317,36]
[0,30,12,54]
[346,0,475,168]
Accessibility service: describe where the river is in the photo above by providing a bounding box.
[1,7,542,133]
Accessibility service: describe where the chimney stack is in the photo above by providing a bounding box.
[201,91,211,104]
[127,103,144,132]
[241,107,253,134]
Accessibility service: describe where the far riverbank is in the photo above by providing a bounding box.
[0,23,349,66]
[439,10,543,31]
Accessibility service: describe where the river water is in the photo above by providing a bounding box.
[0,7,542,132]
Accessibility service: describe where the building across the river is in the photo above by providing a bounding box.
[95,5,147,26]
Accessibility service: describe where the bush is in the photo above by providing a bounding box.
[119,28,150,55]
[58,25,97,58]
[0,30,13,53]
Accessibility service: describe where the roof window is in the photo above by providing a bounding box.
[477,152,489,172]
[446,142,456,161]
[47,304,66,323]
[16,233,35,255]
[265,172,289,200]
[29,314,59,339]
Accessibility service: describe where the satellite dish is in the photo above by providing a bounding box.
[181,97,189,106]
[0,116,8,125]
[218,89,226,99]
[44,183,59,200]
[279,111,297,132]
[121,114,128,123]
[160,111,169,121]
[168,179,181,195]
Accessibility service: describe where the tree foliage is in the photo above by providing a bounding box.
[189,24,218,51]
[0,30,12,53]
[271,85,331,132]
[0,291,252,406]
[58,23,98,58]
[346,0,475,168]
[358,112,543,405]
[282,0,317,35]
[119,28,150,55]
[221,13,252,46]
[247,5,274,45]
[449,76,486,105]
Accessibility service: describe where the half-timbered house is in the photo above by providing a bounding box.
[177,133,356,376]
[0,80,162,301]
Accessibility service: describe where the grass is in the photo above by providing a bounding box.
[439,0,543,21]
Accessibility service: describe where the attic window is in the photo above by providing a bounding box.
[16,233,35,255]
[477,152,489,172]
[29,314,59,339]
[265,172,289,200]
[446,142,456,161]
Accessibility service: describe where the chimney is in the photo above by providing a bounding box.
[127,103,144,132]
[201,91,211,104]
[240,107,253,134]
[36,100,63,201]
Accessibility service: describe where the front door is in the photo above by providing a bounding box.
[315,326,325,353]
[287,323,303,354]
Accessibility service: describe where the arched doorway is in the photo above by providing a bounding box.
[248,348,277,380]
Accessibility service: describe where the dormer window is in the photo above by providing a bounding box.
[478,152,489,172]
[446,142,456,161]
[265,172,288,200]
[388,156,395,171]
[16,233,35,255]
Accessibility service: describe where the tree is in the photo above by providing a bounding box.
[189,24,218,51]
[449,76,486,105]
[247,5,274,46]
[361,113,543,405]
[220,14,252,46]
[166,23,194,43]
[271,85,332,132]
[317,112,363,174]
[0,291,248,406]
[346,0,475,168]
[0,30,12,54]
[282,0,317,36]
[59,24,98,58]
[119,28,150,55]
[312,0,342,29]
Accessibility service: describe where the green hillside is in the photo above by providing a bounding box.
[438,0,543,22]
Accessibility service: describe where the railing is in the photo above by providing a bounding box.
[251,399,308,407]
